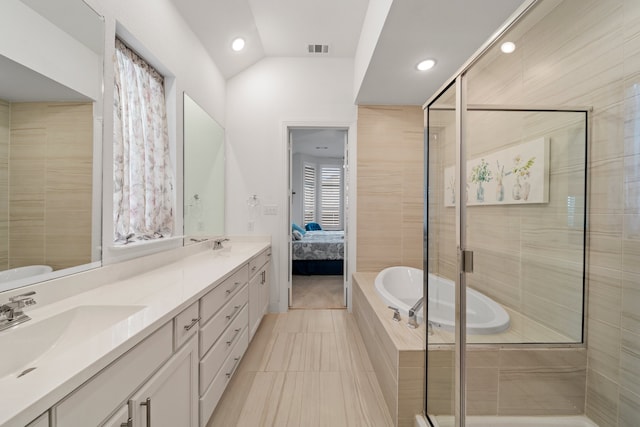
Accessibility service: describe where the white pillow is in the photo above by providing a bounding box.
[292,230,302,240]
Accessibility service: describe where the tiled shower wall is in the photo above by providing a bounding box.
[457,0,640,424]
[7,102,93,271]
[356,105,424,272]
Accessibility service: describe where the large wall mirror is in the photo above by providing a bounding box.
[183,93,225,239]
[0,0,104,292]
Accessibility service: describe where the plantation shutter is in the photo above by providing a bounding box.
[303,164,316,224]
[319,165,342,230]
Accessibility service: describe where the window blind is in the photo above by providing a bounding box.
[320,165,341,230]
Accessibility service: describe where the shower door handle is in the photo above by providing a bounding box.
[461,250,474,273]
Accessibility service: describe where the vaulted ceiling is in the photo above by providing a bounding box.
[172,0,527,105]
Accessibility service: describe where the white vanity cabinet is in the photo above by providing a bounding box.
[129,335,199,427]
[7,243,272,427]
[248,248,271,340]
[55,302,199,427]
[198,265,249,426]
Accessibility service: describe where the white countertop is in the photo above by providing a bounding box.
[0,239,270,426]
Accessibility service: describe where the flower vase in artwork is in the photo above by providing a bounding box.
[496,178,504,202]
[522,180,531,201]
[476,182,485,202]
[512,176,522,200]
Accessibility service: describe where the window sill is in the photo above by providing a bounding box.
[103,235,184,265]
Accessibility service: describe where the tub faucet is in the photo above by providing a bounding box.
[0,291,36,332]
[212,238,229,250]
[407,297,424,329]
[387,306,401,322]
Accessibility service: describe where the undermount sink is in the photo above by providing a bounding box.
[0,305,145,380]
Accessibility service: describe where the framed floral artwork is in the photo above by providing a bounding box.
[444,137,550,206]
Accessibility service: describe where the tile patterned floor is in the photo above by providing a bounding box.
[206,310,393,427]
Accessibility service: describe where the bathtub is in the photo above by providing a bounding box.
[374,266,510,334]
[0,265,52,283]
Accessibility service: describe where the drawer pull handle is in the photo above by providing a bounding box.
[226,328,242,346]
[225,305,241,320]
[251,265,257,271]
[120,419,132,427]
[140,398,151,426]
[226,357,241,379]
[225,281,241,295]
[183,317,200,331]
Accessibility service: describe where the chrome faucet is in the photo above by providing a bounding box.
[0,291,36,331]
[407,297,424,329]
[212,238,230,250]
[388,306,401,322]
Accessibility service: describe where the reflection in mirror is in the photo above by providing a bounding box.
[183,93,225,240]
[0,0,103,292]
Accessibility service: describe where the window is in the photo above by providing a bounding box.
[303,163,316,224]
[113,38,174,244]
[319,165,342,230]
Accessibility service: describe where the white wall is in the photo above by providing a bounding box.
[82,0,227,263]
[226,57,357,312]
[353,0,393,102]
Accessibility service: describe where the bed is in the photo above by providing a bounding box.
[292,230,344,275]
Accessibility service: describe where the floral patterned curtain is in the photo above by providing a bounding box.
[113,39,174,243]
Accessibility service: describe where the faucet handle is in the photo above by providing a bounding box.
[9,291,36,306]
[387,306,401,322]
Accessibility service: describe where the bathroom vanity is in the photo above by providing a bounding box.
[0,239,271,427]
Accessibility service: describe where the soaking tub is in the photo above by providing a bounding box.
[374,266,510,334]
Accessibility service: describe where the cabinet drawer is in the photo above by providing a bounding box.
[248,250,268,278]
[199,327,249,427]
[56,322,173,427]
[174,301,200,350]
[199,284,248,357]
[199,304,248,395]
[200,265,248,323]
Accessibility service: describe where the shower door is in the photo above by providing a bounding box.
[425,79,588,427]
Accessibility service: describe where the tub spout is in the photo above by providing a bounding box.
[407,297,423,329]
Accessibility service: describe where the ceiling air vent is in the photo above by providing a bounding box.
[307,44,329,54]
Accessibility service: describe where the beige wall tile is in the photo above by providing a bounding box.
[620,328,640,396]
[357,105,424,272]
[586,370,619,427]
[621,271,640,333]
[8,102,92,271]
[619,386,640,427]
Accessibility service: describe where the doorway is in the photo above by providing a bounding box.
[288,127,348,309]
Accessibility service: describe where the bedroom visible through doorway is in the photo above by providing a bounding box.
[288,127,347,309]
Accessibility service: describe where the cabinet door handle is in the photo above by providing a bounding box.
[183,317,200,331]
[226,328,242,346]
[140,398,151,426]
[225,305,241,320]
[225,281,241,295]
[226,357,241,379]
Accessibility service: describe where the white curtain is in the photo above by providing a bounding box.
[113,39,174,243]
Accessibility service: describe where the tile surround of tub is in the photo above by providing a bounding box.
[356,106,424,272]
[353,273,424,427]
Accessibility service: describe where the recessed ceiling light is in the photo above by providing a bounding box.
[500,41,516,54]
[416,59,436,71]
[231,38,245,52]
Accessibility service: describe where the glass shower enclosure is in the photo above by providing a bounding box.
[423,1,593,425]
